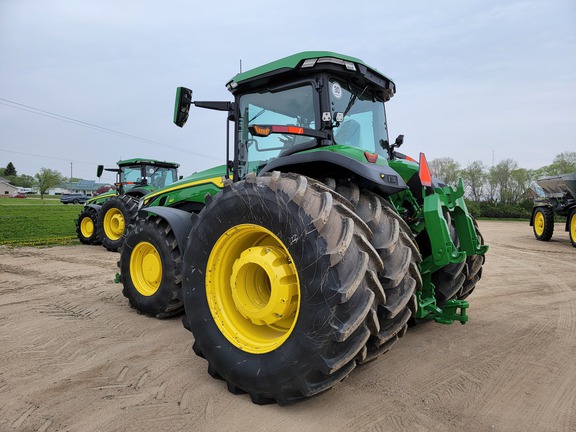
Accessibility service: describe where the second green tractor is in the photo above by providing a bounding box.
[76,158,179,251]
[117,51,488,405]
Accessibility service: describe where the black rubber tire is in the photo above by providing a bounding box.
[98,195,138,252]
[458,218,486,300]
[429,215,486,307]
[119,216,184,318]
[183,172,385,405]
[327,179,421,362]
[76,207,102,245]
[569,208,576,248]
[431,213,466,306]
[533,206,554,241]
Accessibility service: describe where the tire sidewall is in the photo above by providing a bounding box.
[121,219,179,315]
[77,208,99,244]
[183,181,338,395]
[533,207,553,241]
[99,196,133,251]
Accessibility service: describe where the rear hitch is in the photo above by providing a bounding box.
[416,290,469,325]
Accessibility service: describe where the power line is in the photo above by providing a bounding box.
[0,148,94,165]
[0,97,222,161]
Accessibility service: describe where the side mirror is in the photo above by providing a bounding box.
[96,165,104,178]
[174,87,193,127]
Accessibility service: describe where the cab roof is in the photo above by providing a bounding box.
[226,51,396,99]
[117,158,180,168]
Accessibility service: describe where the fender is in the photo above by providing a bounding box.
[138,206,196,252]
[85,203,102,212]
[260,150,408,195]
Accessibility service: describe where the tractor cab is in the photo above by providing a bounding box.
[174,52,405,194]
[97,158,179,196]
[227,53,396,180]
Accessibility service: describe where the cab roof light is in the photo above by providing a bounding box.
[301,58,318,68]
[301,57,356,71]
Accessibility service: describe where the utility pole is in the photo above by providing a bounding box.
[70,162,73,180]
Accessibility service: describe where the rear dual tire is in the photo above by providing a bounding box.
[183,173,403,405]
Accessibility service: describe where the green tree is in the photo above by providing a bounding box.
[488,159,518,204]
[11,174,35,188]
[5,162,17,176]
[429,157,461,186]
[509,168,533,203]
[546,151,576,175]
[35,168,64,199]
[461,161,486,202]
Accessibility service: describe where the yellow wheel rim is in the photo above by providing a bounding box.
[130,242,162,296]
[534,211,545,236]
[570,213,576,243]
[206,224,300,354]
[103,207,125,241]
[80,217,94,238]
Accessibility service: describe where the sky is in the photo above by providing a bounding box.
[1,0,575,184]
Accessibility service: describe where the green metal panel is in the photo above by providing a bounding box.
[142,165,227,209]
[86,190,116,205]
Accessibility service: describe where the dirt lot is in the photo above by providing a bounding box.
[1,220,575,432]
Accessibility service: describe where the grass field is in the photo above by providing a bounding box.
[0,197,83,246]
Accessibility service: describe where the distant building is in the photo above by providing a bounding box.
[51,179,113,196]
[0,178,18,196]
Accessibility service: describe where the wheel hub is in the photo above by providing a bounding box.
[130,242,162,296]
[104,208,125,240]
[80,217,94,237]
[534,212,544,235]
[206,224,300,354]
[230,246,298,326]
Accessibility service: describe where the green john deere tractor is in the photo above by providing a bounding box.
[76,158,179,251]
[117,51,488,404]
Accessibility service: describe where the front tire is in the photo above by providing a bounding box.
[119,216,184,318]
[76,207,101,245]
[183,172,384,405]
[98,195,138,252]
[533,207,554,241]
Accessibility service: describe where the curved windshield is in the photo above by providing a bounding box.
[121,165,177,190]
[329,79,389,157]
[238,84,317,177]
